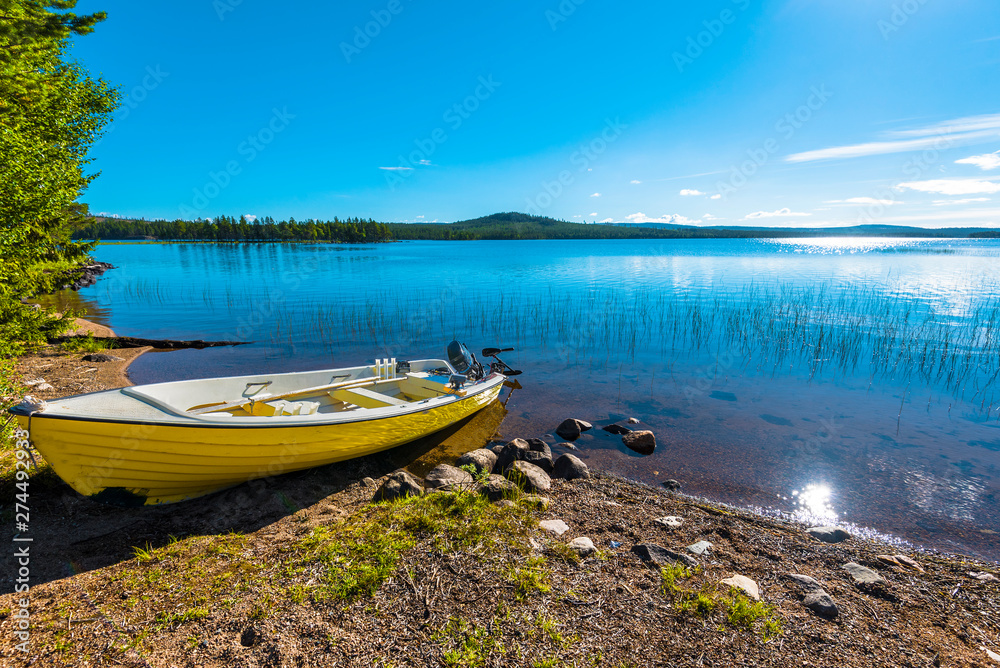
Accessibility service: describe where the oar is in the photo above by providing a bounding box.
[188,376,380,415]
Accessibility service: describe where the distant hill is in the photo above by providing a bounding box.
[385,212,998,240]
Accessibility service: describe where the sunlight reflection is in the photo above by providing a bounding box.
[792,483,838,523]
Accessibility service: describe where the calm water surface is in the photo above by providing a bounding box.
[77,238,1000,560]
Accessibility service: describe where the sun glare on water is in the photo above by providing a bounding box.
[792,484,838,523]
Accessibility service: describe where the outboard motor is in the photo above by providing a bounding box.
[447,340,485,382]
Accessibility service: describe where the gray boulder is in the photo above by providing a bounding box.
[505,460,551,493]
[552,454,590,480]
[842,562,885,585]
[82,353,124,362]
[373,470,423,502]
[602,424,632,435]
[622,430,656,455]
[555,418,592,441]
[424,464,474,490]
[478,474,518,502]
[494,438,530,473]
[786,574,839,619]
[523,449,554,474]
[567,537,597,558]
[456,448,497,476]
[662,479,682,491]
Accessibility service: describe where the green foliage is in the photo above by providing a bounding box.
[659,563,694,596]
[73,214,393,243]
[0,1,120,356]
[507,556,551,601]
[721,593,782,640]
[60,332,113,352]
[433,616,508,667]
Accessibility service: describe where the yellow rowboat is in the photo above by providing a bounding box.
[11,346,510,506]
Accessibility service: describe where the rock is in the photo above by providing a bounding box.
[373,471,423,502]
[720,574,760,601]
[521,495,550,510]
[456,448,498,476]
[983,647,1000,663]
[622,430,656,455]
[786,574,838,619]
[35,383,54,391]
[892,554,924,573]
[687,540,713,556]
[630,543,698,568]
[969,572,998,582]
[662,479,682,492]
[842,562,885,585]
[478,474,518,502]
[494,438,530,473]
[654,516,684,530]
[527,438,551,454]
[505,460,551,493]
[425,464,474,489]
[82,353,124,362]
[489,443,505,457]
[551,454,590,480]
[567,537,597,558]
[540,519,569,536]
[556,418,592,441]
[496,499,517,509]
[627,417,640,424]
[602,424,632,435]
[805,526,851,544]
[523,449,554,474]
[360,476,376,488]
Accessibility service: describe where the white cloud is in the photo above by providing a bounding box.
[786,113,1000,163]
[417,159,432,166]
[630,179,642,184]
[956,151,1000,170]
[932,198,991,206]
[600,217,615,223]
[588,212,598,217]
[742,208,812,220]
[379,166,413,171]
[244,214,257,223]
[897,178,1000,195]
[825,197,901,206]
[679,189,705,196]
[710,194,722,200]
[626,212,696,225]
[702,213,720,220]
[590,192,601,198]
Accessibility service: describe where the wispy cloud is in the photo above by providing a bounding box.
[897,178,1000,196]
[956,151,1000,170]
[590,192,601,197]
[786,113,1000,163]
[932,198,991,206]
[825,197,901,206]
[630,179,642,184]
[742,208,811,220]
[379,166,413,171]
[588,212,598,216]
[710,194,721,200]
[626,212,696,225]
[680,189,705,196]
[600,217,615,223]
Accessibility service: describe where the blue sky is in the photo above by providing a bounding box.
[71,0,1000,227]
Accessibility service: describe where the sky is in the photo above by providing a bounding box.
[69,0,1000,228]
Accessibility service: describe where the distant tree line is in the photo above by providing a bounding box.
[73,215,393,243]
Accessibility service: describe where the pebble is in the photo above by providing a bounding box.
[786,574,839,619]
[35,383,54,391]
[360,477,376,488]
[969,572,998,582]
[720,574,760,601]
[687,540,713,556]
[655,516,684,530]
[630,543,698,568]
[627,417,640,424]
[662,479,682,491]
[540,519,570,536]
[602,424,632,435]
[983,647,1000,663]
[805,526,851,544]
[82,353,124,362]
[842,562,885,585]
[567,537,597,558]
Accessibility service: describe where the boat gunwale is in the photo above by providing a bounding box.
[12,373,506,429]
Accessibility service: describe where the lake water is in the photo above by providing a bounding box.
[75,238,1000,560]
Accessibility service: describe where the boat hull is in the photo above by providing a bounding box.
[16,382,502,506]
